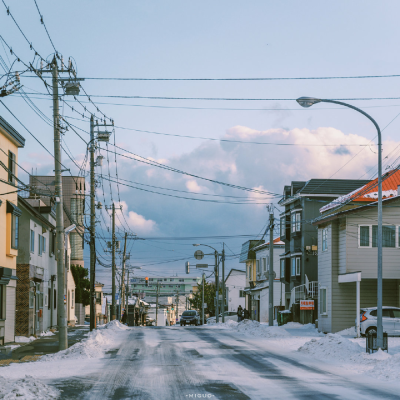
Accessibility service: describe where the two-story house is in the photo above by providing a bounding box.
[278,179,370,324]
[314,170,400,334]
[16,197,57,336]
[225,269,246,313]
[0,116,25,344]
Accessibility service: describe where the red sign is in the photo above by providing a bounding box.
[300,300,314,310]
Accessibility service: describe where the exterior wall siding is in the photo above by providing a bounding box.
[5,284,16,342]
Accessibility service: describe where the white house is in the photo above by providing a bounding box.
[225,269,246,313]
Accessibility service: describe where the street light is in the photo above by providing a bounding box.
[297,96,383,348]
[192,243,225,323]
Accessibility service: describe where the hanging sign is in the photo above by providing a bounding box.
[300,300,314,310]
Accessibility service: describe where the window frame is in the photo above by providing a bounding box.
[30,230,35,253]
[11,214,19,250]
[322,228,328,252]
[295,257,301,276]
[359,224,398,248]
[280,259,285,280]
[291,257,296,276]
[320,287,327,315]
[38,234,43,256]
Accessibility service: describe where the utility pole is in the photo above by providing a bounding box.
[121,232,128,314]
[221,244,225,323]
[89,115,96,332]
[156,282,159,326]
[51,57,67,350]
[126,269,129,323]
[269,205,274,327]
[202,272,205,325]
[176,290,179,324]
[214,251,219,323]
[111,203,116,320]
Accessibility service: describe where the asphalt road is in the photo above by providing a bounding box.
[51,326,400,400]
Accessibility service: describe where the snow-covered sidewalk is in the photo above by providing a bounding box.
[0,321,130,399]
[204,319,400,382]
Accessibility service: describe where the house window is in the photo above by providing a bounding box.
[359,225,396,248]
[248,264,252,280]
[30,230,35,253]
[8,151,15,184]
[291,212,301,233]
[96,292,101,304]
[320,288,327,314]
[39,293,43,309]
[256,260,260,275]
[11,214,19,249]
[71,290,75,308]
[239,290,245,298]
[291,258,296,276]
[51,233,55,255]
[179,279,184,282]
[291,213,296,233]
[38,234,42,255]
[170,279,174,282]
[29,291,34,308]
[280,259,285,279]
[42,236,46,253]
[295,257,301,276]
[280,217,285,237]
[322,228,328,251]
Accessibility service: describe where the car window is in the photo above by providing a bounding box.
[370,310,377,317]
[382,309,392,318]
[392,310,400,318]
[182,311,196,316]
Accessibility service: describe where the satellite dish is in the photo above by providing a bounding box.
[194,250,204,260]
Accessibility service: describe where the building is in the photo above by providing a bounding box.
[16,197,57,336]
[225,269,246,313]
[65,233,76,327]
[314,170,400,333]
[29,175,86,267]
[241,238,285,322]
[0,116,25,344]
[85,282,106,325]
[278,179,370,323]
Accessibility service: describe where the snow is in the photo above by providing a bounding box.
[0,375,60,399]
[3,345,20,350]
[336,326,356,337]
[40,331,55,337]
[15,336,36,343]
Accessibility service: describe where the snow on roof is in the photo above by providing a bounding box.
[320,169,400,213]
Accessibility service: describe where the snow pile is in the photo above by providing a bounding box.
[15,336,36,343]
[336,326,356,336]
[298,333,363,361]
[211,319,290,338]
[41,320,128,361]
[0,375,60,399]
[40,331,55,337]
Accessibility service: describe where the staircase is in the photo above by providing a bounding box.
[289,276,318,310]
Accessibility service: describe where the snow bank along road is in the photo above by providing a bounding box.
[2,321,400,399]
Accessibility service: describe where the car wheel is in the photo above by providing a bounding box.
[366,327,377,336]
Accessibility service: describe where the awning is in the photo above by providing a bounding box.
[338,271,361,283]
[6,200,22,217]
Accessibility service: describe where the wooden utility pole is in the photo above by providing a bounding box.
[121,232,128,313]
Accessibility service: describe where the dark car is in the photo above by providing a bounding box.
[180,310,200,326]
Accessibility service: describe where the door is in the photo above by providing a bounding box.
[391,309,400,335]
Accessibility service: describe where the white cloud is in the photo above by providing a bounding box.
[186,180,202,193]
[115,201,157,235]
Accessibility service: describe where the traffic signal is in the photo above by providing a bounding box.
[145,277,149,287]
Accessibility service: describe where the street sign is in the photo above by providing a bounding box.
[300,300,314,310]
[196,264,208,269]
[194,250,204,260]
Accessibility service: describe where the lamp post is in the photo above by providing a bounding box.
[296,97,383,348]
[193,244,225,323]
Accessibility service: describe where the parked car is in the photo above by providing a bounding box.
[357,307,400,336]
[206,311,238,324]
[180,310,201,326]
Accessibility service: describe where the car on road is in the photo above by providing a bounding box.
[180,310,201,326]
[206,311,238,324]
[357,306,400,336]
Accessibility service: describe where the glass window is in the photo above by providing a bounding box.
[239,290,245,298]
[42,236,46,253]
[371,225,396,248]
[382,309,392,318]
[256,260,260,274]
[295,257,301,276]
[170,279,174,282]
[291,258,296,276]
[320,288,327,314]
[280,259,285,279]
[291,213,296,233]
[30,230,35,253]
[391,310,400,318]
[280,217,285,237]
[296,213,301,232]
[11,215,18,249]
[96,292,101,304]
[38,234,42,255]
[360,226,370,247]
[71,290,75,308]
[322,228,328,251]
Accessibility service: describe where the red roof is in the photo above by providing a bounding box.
[266,237,284,245]
[351,169,400,202]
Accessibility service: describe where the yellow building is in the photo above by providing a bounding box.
[0,116,25,344]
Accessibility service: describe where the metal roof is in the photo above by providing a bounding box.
[298,179,371,195]
[0,115,25,147]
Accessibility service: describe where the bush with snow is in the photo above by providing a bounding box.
[0,375,60,399]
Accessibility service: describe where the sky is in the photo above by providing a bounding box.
[1,1,400,291]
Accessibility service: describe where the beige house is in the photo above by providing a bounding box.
[0,116,25,344]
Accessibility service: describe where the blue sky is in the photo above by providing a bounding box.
[1,1,400,291]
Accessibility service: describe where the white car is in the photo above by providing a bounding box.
[357,306,400,336]
[206,311,238,324]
